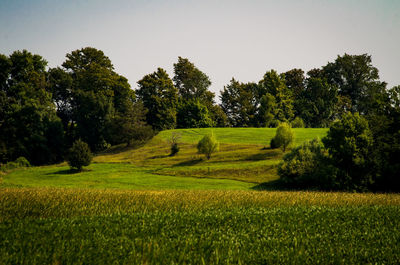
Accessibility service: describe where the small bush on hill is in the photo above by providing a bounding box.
[0,157,31,172]
[169,132,181,156]
[272,123,294,152]
[67,140,92,171]
[197,133,219,160]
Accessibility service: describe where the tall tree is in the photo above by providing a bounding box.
[282,69,305,118]
[220,79,258,127]
[137,68,178,131]
[259,70,294,122]
[322,53,380,113]
[0,50,64,165]
[173,57,214,105]
[299,77,338,127]
[54,47,136,151]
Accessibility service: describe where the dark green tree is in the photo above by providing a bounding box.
[67,139,92,171]
[108,100,153,146]
[177,100,214,128]
[173,57,214,105]
[299,77,338,127]
[282,68,305,117]
[259,70,294,123]
[56,47,136,151]
[322,54,380,113]
[136,68,178,131]
[278,138,335,189]
[322,112,374,191]
[0,50,64,165]
[220,79,258,127]
[256,93,277,127]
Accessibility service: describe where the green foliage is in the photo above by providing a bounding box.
[173,57,213,105]
[323,113,374,191]
[108,101,154,146]
[259,70,294,122]
[278,139,336,189]
[137,68,178,131]
[51,47,142,151]
[272,123,294,152]
[0,157,30,172]
[0,50,64,165]
[177,100,214,128]
[197,133,219,159]
[299,77,338,127]
[220,79,259,127]
[169,132,181,156]
[322,53,380,113]
[290,117,305,128]
[257,93,277,127]
[67,140,92,171]
[1,189,400,264]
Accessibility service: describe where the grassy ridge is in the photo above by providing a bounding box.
[158,127,328,145]
[1,188,399,264]
[2,128,328,188]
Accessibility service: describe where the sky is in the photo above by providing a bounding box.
[1,0,399,99]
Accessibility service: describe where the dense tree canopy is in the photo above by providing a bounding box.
[0,50,64,165]
[137,68,178,131]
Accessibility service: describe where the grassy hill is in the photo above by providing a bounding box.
[1,127,328,189]
[2,128,400,264]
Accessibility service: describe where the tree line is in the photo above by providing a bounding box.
[1,47,399,175]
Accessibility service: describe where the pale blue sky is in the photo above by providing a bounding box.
[1,0,399,97]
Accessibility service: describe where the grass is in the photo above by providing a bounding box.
[2,127,328,189]
[1,127,398,264]
[1,188,399,264]
[1,163,253,190]
[158,127,328,145]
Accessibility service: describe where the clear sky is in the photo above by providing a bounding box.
[1,0,399,98]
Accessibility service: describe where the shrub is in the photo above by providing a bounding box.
[0,157,30,172]
[291,117,305,128]
[322,112,374,191]
[272,122,294,152]
[197,133,219,160]
[278,138,337,189]
[15,157,31,167]
[170,143,180,156]
[67,140,92,171]
[169,132,181,156]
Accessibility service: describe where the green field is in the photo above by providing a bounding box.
[1,127,328,188]
[1,188,399,264]
[1,127,399,264]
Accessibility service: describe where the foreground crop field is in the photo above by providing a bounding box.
[1,188,399,264]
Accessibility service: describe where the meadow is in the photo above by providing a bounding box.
[1,127,400,264]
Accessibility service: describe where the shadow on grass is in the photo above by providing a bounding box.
[97,141,149,155]
[149,154,170,159]
[245,149,282,161]
[49,168,91,175]
[173,159,203,167]
[251,179,290,191]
